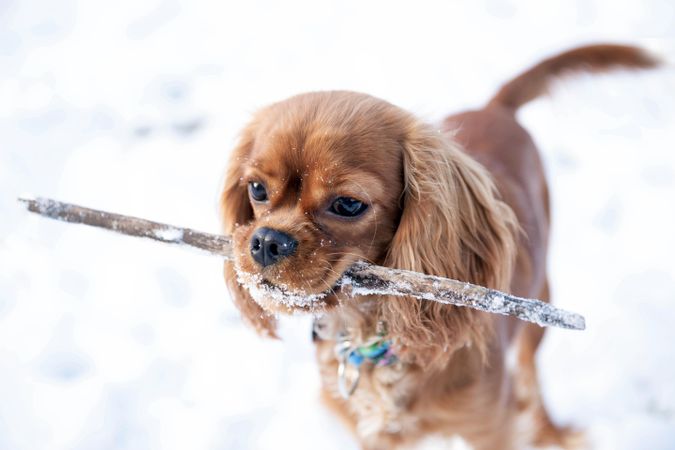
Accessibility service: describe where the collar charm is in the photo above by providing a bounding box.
[335,322,398,399]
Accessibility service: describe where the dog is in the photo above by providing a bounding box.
[219,45,657,449]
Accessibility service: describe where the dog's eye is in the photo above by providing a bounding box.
[248,182,268,202]
[329,197,368,217]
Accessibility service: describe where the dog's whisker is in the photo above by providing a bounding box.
[324,252,377,266]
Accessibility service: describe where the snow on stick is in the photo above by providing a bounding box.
[341,262,585,330]
[18,196,585,330]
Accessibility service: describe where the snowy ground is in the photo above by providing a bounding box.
[1,1,674,449]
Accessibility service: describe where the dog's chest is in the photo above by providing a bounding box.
[316,338,422,441]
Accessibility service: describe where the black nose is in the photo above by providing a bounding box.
[250,227,298,267]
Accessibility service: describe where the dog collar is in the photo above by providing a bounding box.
[332,322,398,399]
[339,336,397,368]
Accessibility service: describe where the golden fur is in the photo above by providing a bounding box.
[219,44,658,449]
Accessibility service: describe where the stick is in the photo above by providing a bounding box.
[19,196,233,258]
[18,196,585,330]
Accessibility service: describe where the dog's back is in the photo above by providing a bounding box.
[445,44,658,298]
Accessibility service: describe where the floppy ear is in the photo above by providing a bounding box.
[220,125,255,235]
[220,122,278,338]
[381,123,518,366]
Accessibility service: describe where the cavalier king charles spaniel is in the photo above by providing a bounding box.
[219,45,657,449]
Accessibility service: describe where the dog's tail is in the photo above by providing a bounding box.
[487,44,660,111]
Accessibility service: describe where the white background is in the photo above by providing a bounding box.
[1,1,674,449]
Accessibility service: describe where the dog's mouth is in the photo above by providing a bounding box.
[235,267,343,312]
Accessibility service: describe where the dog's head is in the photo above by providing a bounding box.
[220,91,516,360]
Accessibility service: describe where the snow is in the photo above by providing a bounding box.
[235,267,327,309]
[1,1,675,449]
[153,227,184,242]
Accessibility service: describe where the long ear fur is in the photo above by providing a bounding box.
[381,122,518,367]
[220,121,278,338]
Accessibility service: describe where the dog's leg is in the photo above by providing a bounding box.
[515,281,587,449]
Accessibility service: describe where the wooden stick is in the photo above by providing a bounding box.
[18,196,585,330]
[19,196,233,258]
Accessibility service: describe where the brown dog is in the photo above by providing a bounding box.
[219,45,657,449]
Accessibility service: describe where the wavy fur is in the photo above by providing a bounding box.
[379,122,518,367]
